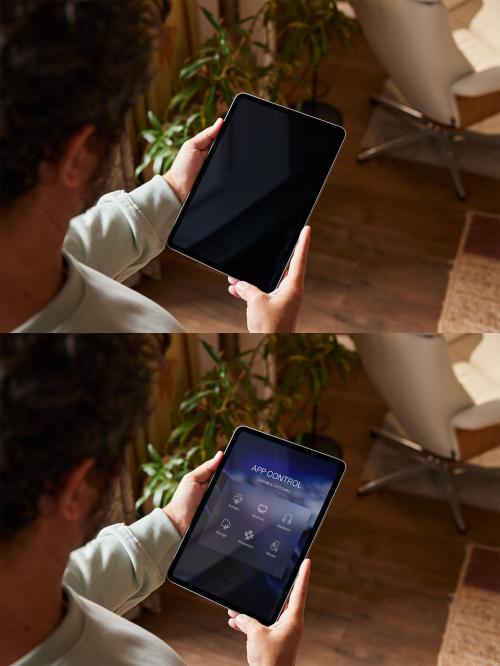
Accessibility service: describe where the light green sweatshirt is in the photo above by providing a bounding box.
[14,509,185,666]
[14,177,185,333]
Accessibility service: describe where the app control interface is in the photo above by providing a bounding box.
[169,429,344,623]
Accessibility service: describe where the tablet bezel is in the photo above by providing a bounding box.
[166,93,346,293]
[167,425,346,626]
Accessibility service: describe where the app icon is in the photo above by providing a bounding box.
[269,540,280,553]
[257,503,268,514]
[281,513,293,525]
[244,529,255,541]
[232,493,243,505]
[220,518,231,530]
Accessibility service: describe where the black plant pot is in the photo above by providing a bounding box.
[299,100,343,125]
[300,432,343,459]
[296,69,343,125]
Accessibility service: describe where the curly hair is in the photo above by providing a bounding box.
[0,0,170,208]
[0,334,169,541]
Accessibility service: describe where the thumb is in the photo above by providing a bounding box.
[188,450,223,484]
[190,117,223,150]
[234,614,264,637]
[234,281,266,304]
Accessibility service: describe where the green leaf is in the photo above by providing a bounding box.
[168,79,204,113]
[202,86,217,126]
[141,130,160,144]
[201,7,222,33]
[140,463,159,477]
[147,443,163,464]
[153,154,165,175]
[135,161,149,182]
[201,340,223,365]
[147,110,162,131]
[135,494,148,513]
[168,413,204,445]
[180,56,213,81]
[180,389,213,413]
[153,487,166,508]
[202,417,217,460]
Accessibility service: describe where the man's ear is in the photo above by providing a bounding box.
[56,458,98,523]
[57,124,98,190]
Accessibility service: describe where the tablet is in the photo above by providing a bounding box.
[167,93,346,293]
[167,426,346,626]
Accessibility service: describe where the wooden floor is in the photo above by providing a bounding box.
[137,362,500,665]
[136,31,500,333]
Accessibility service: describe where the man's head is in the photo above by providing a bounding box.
[0,334,167,551]
[0,0,170,215]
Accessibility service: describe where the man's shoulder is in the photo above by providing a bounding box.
[70,590,185,666]
[61,257,184,333]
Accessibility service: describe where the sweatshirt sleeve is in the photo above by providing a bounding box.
[63,176,181,283]
[63,509,181,615]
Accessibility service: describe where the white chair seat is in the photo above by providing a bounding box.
[452,362,500,404]
[451,28,500,71]
[448,334,500,404]
[448,0,500,72]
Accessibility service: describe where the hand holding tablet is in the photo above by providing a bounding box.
[227,558,312,666]
[168,93,346,294]
[227,225,311,333]
[167,426,346,626]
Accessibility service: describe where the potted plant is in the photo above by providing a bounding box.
[136,3,354,179]
[263,0,354,122]
[136,335,355,512]
[267,334,355,456]
[136,8,285,181]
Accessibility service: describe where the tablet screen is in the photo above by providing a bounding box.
[167,94,346,293]
[168,427,345,625]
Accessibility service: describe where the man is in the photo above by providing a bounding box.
[0,335,311,665]
[0,0,310,334]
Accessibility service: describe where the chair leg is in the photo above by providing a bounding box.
[357,462,428,495]
[360,92,469,199]
[370,94,425,123]
[357,128,433,162]
[436,131,467,201]
[437,465,467,534]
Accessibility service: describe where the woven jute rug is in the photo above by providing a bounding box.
[438,544,500,666]
[438,211,500,333]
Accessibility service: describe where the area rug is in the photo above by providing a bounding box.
[360,90,500,180]
[438,544,500,666]
[438,211,500,333]
[361,438,500,513]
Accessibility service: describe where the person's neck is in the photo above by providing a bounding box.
[0,192,73,332]
[0,531,70,666]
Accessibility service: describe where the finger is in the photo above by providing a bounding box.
[228,618,243,632]
[286,559,311,622]
[228,285,243,300]
[189,450,223,483]
[233,281,266,305]
[227,276,238,284]
[228,609,238,617]
[233,614,265,637]
[287,226,311,286]
[190,118,223,151]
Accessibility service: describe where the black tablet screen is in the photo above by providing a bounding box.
[168,94,346,292]
[168,427,345,625]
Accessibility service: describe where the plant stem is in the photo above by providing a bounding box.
[312,68,318,111]
[311,401,318,446]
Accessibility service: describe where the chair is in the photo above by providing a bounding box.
[351,334,500,532]
[351,0,500,199]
